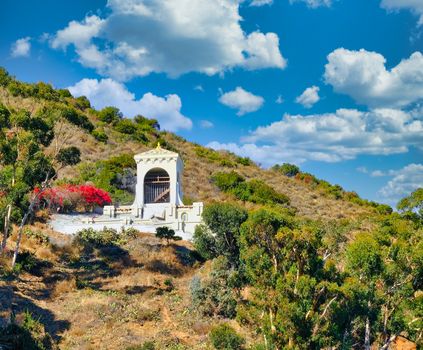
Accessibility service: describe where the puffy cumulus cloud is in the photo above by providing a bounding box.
[11,37,31,57]
[324,48,423,108]
[381,0,423,26]
[67,78,192,131]
[209,108,423,166]
[219,87,265,116]
[289,0,332,9]
[50,0,286,80]
[378,163,423,205]
[51,16,105,49]
[207,141,312,166]
[295,86,320,108]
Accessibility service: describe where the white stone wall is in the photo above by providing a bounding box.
[132,149,184,218]
[97,147,204,236]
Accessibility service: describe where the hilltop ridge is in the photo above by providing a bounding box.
[0,69,385,224]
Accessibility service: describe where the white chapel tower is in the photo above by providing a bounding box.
[132,144,184,218]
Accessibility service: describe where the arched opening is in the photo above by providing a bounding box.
[144,168,170,203]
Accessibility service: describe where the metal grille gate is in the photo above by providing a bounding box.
[144,169,170,203]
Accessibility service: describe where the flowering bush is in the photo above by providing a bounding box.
[35,184,111,212]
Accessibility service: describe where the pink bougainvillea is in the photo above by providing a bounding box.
[36,184,112,212]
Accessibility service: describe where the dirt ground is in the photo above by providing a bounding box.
[0,227,246,349]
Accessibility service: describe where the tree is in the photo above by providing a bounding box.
[92,129,108,143]
[0,67,12,87]
[134,115,160,131]
[0,109,55,254]
[74,95,91,110]
[114,119,137,134]
[155,226,181,245]
[397,188,423,219]
[0,105,83,267]
[57,88,72,98]
[209,323,245,350]
[272,163,300,177]
[98,106,122,124]
[58,106,94,132]
[345,233,383,350]
[191,257,241,318]
[193,203,247,266]
[56,146,81,166]
[238,209,353,349]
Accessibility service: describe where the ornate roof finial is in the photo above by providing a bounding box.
[156,141,161,149]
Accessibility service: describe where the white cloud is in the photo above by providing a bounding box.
[275,95,284,104]
[371,170,387,177]
[219,87,265,116]
[200,120,214,128]
[207,141,306,166]
[51,15,105,49]
[10,37,31,57]
[295,85,320,108]
[357,166,368,174]
[250,0,273,7]
[194,85,204,92]
[208,108,423,166]
[289,0,332,9]
[67,78,192,131]
[378,163,423,206]
[381,0,423,26]
[50,0,286,80]
[324,48,423,108]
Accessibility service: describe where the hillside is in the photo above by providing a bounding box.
[0,72,421,350]
[0,81,379,224]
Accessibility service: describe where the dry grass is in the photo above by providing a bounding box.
[53,277,77,298]
[0,85,378,348]
[0,86,375,224]
[0,226,226,349]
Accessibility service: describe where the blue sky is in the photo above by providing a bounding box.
[1,0,423,207]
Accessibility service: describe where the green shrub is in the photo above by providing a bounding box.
[57,88,72,98]
[236,156,252,166]
[219,159,236,167]
[194,203,248,264]
[272,163,300,177]
[56,146,81,166]
[246,179,289,205]
[0,67,12,86]
[74,227,137,247]
[59,106,94,132]
[92,129,108,143]
[164,278,174,291]
[34,82,60,101]
[195,146,236,167]
[212,171,245,192]
[98,106,122,124]
[115,119,137,134]
[210,323,245,350]
[0,310,55,350]
[212,172,290,206]
[74,95,91,110]
[13,251,41,274]
[134,115,160,131]
[195,146,222,162]
[126,341,155,350]
[191,257,241,318]
[23,228,49,245]
[77,154,136,204]
[155,227,182,244]
[0,103,11,127]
